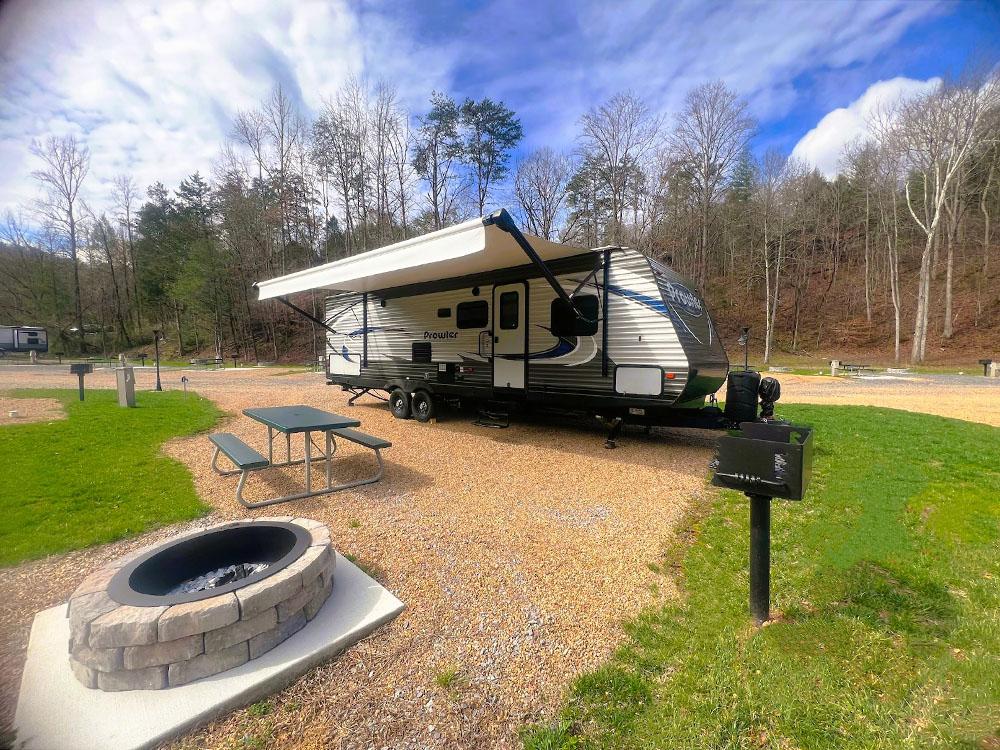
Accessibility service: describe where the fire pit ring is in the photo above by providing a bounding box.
[108,522,311,606]
[66,517,335,691]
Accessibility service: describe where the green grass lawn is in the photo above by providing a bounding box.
[0,388,220,567]
[524,405,999,750]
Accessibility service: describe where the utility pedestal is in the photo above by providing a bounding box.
[748,493,771,624]
[116,366,136,407]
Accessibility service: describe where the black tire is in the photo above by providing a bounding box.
[389,388,411,419]
[411,390,436,423]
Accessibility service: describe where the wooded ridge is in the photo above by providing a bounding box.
[1,74,997,365]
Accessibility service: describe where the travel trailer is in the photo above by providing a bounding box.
[256,210,755,438]
[0,325,48,355]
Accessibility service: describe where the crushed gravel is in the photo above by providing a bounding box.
[1,364,996,748]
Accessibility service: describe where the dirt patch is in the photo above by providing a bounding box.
[0,396,65,425]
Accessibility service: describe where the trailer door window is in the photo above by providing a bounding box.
[456,300,489,329]
[551,295,598,336]
[499,291,519,330]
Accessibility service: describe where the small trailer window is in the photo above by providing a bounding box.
[551,295,599,336]
[499,291,519,330]
[412,342,432,363]
[457,300,488,329]
[437,307,451,318]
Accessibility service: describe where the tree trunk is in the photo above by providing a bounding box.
[68,211,85,353]
[943,233,955,339]
[910,232,933,364]
[864,187,872,323]
[979,165,994,325]
[174,302,185,356]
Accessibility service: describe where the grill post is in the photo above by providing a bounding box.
[748,493,771,624]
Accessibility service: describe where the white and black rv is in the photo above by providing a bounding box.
[0,325,48,356]
[256,210,755,434]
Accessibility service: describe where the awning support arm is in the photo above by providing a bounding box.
[485,209,587,319]
[273,295,339,338]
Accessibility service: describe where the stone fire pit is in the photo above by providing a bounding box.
[67,517,334,691]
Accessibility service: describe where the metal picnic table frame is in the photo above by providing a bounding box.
[212,405,387,509]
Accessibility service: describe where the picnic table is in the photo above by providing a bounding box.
[209,405,391,508]
[840,363,874,375]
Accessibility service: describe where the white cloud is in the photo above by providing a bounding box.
[0,0,453,215]
[0,0,947,217]
[791,76,941,177]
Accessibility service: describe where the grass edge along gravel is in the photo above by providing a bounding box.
[0,388,221,567]
[523,404,1000,750]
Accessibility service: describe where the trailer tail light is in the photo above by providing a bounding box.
[664,372,676,380]
[459,366,476,374]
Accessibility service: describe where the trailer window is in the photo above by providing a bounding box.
[437,307,451,318]
[499,291,519,330]
[456,300,488,329]
[551,295,598,336]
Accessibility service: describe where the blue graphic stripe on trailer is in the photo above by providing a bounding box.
[345,326,409,338]
[605,283,670,315]
[606,283,702,345]
[496,336,577,360]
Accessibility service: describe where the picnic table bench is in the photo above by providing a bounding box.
[840,363,874,375]
[209,405,391,509]
[189,357,225,369]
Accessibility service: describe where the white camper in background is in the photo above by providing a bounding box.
[0,326,48,356]
[256,210,756,437]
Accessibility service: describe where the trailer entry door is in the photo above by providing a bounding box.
[492,282,526,389]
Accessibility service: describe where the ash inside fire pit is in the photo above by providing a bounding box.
[108,521,311,606]
[168,561,271,595]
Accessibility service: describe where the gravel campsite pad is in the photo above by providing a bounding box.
[0,395,65,425]
[0,365,997,748]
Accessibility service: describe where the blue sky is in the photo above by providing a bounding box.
[0,0,996,215]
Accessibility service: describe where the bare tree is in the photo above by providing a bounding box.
[889,72,999,363]
[977,141,999,324]
[755,149,789,364]
[31,135,90,351]
[578,92,660,246]
[843,142,878,323]
[232,84,304,271]
[873,143,905,362]
[112,174,141,327]
[513,147,573,239]
[386,101,416,239]
[669,81,755,291]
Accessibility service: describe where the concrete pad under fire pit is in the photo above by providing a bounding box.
[13,554,404,750]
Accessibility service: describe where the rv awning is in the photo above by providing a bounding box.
[255,214,586,300]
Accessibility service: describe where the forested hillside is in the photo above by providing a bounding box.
[1,74,997,365]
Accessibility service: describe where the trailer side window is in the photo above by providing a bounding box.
[551,295,599,337]
[412,342,432,363]
[437,307,451,318]
[456,300,489,329]
[499,291,519,330]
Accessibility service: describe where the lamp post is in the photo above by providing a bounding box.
[738,326,750,371]
[153,328,163,392]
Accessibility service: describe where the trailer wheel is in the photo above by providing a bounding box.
[411,390,435,423]
[389,388,411,419]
